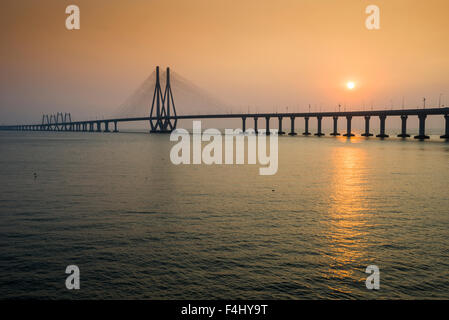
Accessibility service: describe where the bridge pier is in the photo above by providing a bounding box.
[315,116,324,136]
[104,122,110,133]
[288,117,297,135]
[254,117,258,134]
[361,116,373,137]
[376,115,389,138]
[113,121,118,133]
[89,123,94,132]
[397,115,410,138]
[414,114,430,140]
[242,117,246,133]
[82,123,87,132]
[96,122,102,132]
[278,117,285,134]
[441,115,449,139]
[330,116,340,136]
[303,117,311,135]
[265,117,270,135]
[343,116,354,137]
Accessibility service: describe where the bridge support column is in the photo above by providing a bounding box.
[242,117,246,133]
[303,117,311,135]
[254,117,258,134]
[89,123,94,132]
[113,121,118,133]
[265,117,270,135]
[376,115,389,138]
[288,117,297,135]
[104,122,110,132]
[343,116,354,137]
[278,117,285,134]
[96,122,101,132]
[315,116,324,136]
[330,116,340,136]
[361,116,373,137]
[397,115,410,138]
[441,115,449,139]
[414,114,430,140]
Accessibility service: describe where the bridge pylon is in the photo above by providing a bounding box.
[149,66,177,133]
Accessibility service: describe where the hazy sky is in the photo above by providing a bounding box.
[1,0,448,124]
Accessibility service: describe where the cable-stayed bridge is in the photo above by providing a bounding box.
[1,66,449,140]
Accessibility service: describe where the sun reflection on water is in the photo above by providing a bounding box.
[322,146,373,295]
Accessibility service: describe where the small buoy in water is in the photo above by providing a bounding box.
[272,189,275,192]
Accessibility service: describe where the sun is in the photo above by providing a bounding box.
[346,81,355,90]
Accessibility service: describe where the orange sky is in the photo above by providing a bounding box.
[1,0,448,123]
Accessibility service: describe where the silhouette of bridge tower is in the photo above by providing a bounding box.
[149,66,177,133]
[42,112,72,131]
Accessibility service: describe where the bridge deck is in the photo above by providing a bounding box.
[1,107,448,128]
